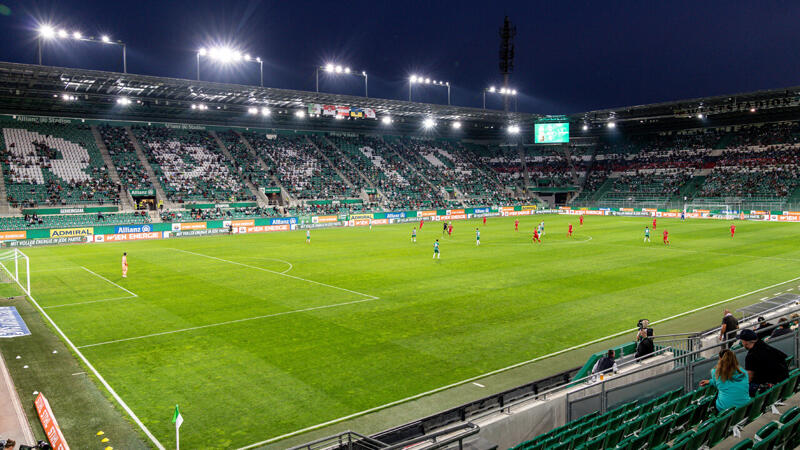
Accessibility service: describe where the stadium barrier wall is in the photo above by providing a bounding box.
[2,205,800,247]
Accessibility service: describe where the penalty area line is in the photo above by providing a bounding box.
[76,297,378,349]
[236,272,800,449]
[81,266,138,298]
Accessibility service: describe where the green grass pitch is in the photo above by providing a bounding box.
[17,215,800,448]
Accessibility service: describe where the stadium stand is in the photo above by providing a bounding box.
[131,126,253,204]
[241,131,354,201]
[0,122,120,208]
[0,211,148,231]
[97,124,153,192]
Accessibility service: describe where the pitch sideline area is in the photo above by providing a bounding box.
[14,215,800,448]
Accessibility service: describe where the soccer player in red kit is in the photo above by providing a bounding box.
[483,216,487,225]
[579,215,584,226]
[730,224,736,238]
[514,219,519,231]
[448,224,453,236]
[567,224,573,237]
[532,229,540,243]
[653,217,657,229]
[419,219,424,229]
[663,229,669,245]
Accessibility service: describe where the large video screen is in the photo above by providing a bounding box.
[534,123,569,144]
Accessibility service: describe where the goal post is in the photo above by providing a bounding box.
[0,249,30,296]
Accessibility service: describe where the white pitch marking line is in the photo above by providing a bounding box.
[761,297,770,301]
[71,372,86,376]
[4,273,164,448]
[76,297,377,349]
[81,266,138,298]
[170,248,377,300]
[237,272,800,450]
[44,295,138,309]
[236,256,294,274]
[472,382,485,388]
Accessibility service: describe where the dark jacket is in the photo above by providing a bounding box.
[635,337,655,359]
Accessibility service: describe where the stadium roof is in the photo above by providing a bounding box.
[0,60,799,138]
[0,61,534,138]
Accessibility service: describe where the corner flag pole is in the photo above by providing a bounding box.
[172,404,183,450]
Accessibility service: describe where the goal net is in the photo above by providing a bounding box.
[0,249,31,296]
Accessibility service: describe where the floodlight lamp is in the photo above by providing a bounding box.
[582,124,589,131]
[335,65,342,73]
[255,57,261,63]
[39,25,56,39]
[344,67,350,74]
[697,113,704,119]
[244,54,250,61]
[233,51,242,61]
[381,116,391,124]
[499,88,507,94]
[488,86,496,93]
[362,71,366,76]
[511,89,517,95]
[424,78,430,84]
[295,110,305,118]
[247,107,258,114]
[58,29,68,38]
[72,31,82,39]
[750,108,756,113]
[446,82,449,86]
[198,47,207,56]
[508,125,520,134]
[101,35,111,43]
[410,75,418,83]
[117,97,131,105]
[607,122,616,129]
[261,107,271,116]
[452,121,462,129]
[325,63,334,72]
[191,104,197,110]
[423,118,435,129]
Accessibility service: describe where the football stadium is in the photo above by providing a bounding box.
[1,2,800,450]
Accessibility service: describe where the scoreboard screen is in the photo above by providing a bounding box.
[534,123,570,144]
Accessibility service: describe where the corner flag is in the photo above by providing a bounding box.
[172,404,183,429]
[172,404,183,450]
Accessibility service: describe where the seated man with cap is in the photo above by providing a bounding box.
[740,328,789,396]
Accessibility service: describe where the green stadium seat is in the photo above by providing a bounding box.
[601,425,624,448]
[688,421,714,449]
[780,406,800,423]
[622,416,644,437]
[706,410,734,447]
[646,418,673,448]
[730,438,754,450]
[779,372,799,401]
[752,429,778,450]
[755,421,780,440]
[748,392,770,423]
[776,415,800,449]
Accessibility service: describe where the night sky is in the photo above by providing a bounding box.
[0,0,798,114]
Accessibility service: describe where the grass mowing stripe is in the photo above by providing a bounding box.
[3,266,165,449]
[76,296,379,349]
[81,266,138,297]
[236,272,800,449]
[170,248,379,299]
[43,295,138,309]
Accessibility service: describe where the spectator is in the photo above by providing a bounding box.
[3,439,15,449]
[720,309,739,347]
[592,349,617,375]
[790,313,800,330]
[699,349,751,412]
[740,329,789,396]
[768,317,792,340]
[755,316,773,341]
[635,328,655,359]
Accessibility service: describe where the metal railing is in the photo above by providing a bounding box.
[288,423,480,450]
[565,322,800,421]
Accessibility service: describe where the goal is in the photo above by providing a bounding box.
[0,249,31,296]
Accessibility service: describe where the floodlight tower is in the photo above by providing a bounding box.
[499,16,516,113]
